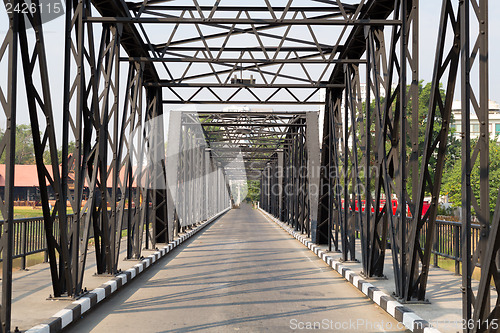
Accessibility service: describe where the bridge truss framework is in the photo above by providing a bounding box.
[0,0,498,332]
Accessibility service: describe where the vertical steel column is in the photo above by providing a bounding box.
[62,0,106,295]
[178,118,186,228]
[369,0,414,297]
[331,96,343,252]
[306,111,320,243]
[204,150,211,221]
[61,0,81,296]
[218,164,223,212]
[283,144,291,225]
[299,126,305,232]
[260,172,264,211]
[125,62,146,260]
[166,111,182,237]
[398,0,409,299]
[461,0,473,324]
[146,87,168,245]
[195,142,201,222]
[364,26,390,278]
[265,166,270,214]
[15,0,68,298]
[261,165,269,212]
[406,0,459,301]
[292,126,299,230]
[0,1,18,330]
[363,38,372,276]
[345,64,365,262]
[269,159,276,216]
[317,93,333,245]
[460,0,491,330]
[342,78,350,260]
[320,92,344,251]
[197,142,202,223]
[188,125,195,226]
[397,0,418,301]
[299,123,308,234]
[112,61,136,268]
[91,23,122,275]
[105,24,124,274]
[277,151,284,220]
[209,158,215,217]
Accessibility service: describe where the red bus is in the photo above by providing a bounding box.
[341,199,430,217]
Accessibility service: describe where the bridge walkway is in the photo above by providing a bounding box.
[67,204,407,332]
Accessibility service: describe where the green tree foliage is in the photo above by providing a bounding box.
[442,139,500,218]
[43,141,76,165]
[0,124,35,164]
[244,180,261,202]
[15,125,36,164]
[0,125,78,166]
[406,81,451,196]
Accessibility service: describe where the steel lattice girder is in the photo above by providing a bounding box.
[405,0,460,302]
[196,111,307,179]
[166,111,231,230]
[317,0,423,301]
[260,113,319,240]
[89,1,403,105]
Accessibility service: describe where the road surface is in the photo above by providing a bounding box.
[67,204,407,332]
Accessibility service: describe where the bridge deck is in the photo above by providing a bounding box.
[62,204,405,332]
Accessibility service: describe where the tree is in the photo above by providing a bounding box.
[0,124,35,164]
[406,81,451,197]
[442,139,500,218]
[43,141,76,165]
[244,180,261,202]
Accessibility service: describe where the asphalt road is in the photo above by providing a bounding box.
[67,204,408,332]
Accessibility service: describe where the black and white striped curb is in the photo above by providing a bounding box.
[26,208,231,333]
[258,208,441,333]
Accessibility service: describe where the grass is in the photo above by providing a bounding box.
[0,252,48,275]
[0,206,75,220]
[432,254,459,274]
[432,254,494,286]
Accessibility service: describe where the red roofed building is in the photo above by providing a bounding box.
[0,164,141,202]
[0,165,51,201]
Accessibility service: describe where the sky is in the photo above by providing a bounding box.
[0,0,499,133]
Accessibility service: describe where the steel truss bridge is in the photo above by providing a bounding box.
[0,0,497,332]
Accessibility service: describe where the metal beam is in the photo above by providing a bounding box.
[122,57,366,64]
[163,101,324,105]
[126,5,355,12]
[150,83,343,88]
[86,17,402,26]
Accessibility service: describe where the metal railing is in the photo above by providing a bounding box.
[429,219,481,274]
[4,216,63,270]
[1,211,133,270]
[349,212,481,275]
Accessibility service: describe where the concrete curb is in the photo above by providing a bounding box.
[258,208,441,333]
[26,208,231,333]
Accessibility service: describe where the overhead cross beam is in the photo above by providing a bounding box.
[87,17,402,26]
